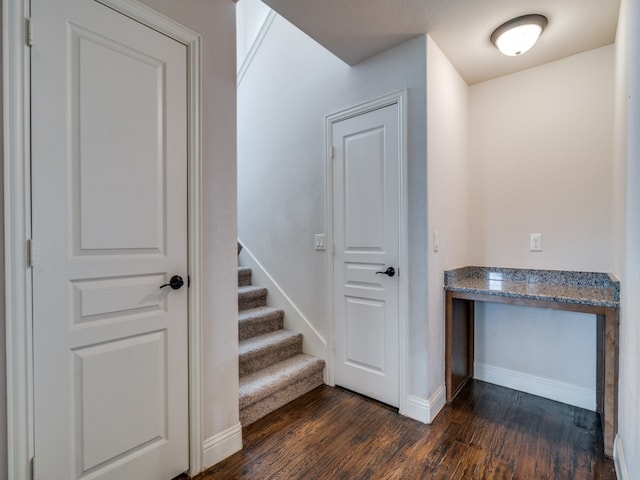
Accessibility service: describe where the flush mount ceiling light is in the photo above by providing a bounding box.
[490,14,548,56]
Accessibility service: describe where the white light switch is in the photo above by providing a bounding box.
[433,231,439,253]
[314,234,326,251]
[530,233,543,252]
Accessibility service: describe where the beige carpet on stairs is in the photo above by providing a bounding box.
[237,266,325,426]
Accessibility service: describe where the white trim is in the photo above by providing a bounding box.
[428,385,446,421]
[4,1,33,479]
[237,9,276,86]
[397,91,410,417]
[96,0,202,43]
[238,242,328,375]
[474,363,596,411]
[614,435,630,480]
[325,90,410,413]
[185,24,204,480]
[202,423,243,469]
[405,385,446,424]
[4,0,205,478]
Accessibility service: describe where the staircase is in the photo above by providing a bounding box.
[238,266,325,426]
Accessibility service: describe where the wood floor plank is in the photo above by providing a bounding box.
[195,381,616,480]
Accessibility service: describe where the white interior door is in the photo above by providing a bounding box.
[31,1,189,478]
[332,104,400,407]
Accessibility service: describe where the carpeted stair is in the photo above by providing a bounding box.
[238,266,325,426]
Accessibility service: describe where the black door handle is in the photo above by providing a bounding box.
[375,267,395,277]
[160,275,184,290]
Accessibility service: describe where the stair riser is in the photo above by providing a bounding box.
[239,316,284,341]
[240,339,303,377]
[238,285,268,311]
[240,371,324,426]
[239,295,267,310]
[238,271,252,287]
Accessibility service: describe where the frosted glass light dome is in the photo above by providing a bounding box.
[490,14,548,56]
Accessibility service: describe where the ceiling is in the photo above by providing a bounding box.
[261,0,620,85]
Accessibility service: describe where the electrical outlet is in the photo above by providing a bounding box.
[530,233,543,252]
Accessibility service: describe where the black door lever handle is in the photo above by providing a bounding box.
[375,267,395,277]
[160,275,184,290]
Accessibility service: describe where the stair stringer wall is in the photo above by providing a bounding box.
[238,244,329,383]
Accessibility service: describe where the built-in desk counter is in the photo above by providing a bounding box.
[444,267,619,457]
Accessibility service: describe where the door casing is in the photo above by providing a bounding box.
[2,0,204,478]
[325,91,409,416]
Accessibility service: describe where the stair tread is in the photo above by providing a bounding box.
[238,285,267,296]
[239,329,301,356]
[239,354,325,407]
[238,266,252,275]
[238,306,283,322]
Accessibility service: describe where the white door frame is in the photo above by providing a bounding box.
[3,0,204,478]
[325,91,409,416]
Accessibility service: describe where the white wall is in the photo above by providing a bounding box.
[613,0,640,477]
[236,0,271,68]
[468,46,615,409]
[425,35,469,400]
[238,16,429,397]
[138,0,240,464]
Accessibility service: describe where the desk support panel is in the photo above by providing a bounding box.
[445,293,474,402]
[444,291,618,458]
[600,309,619,458]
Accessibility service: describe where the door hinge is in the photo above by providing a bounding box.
[27,239,35,267]
[331,146,335,160]
[31,456,36,480]
[188,275,191,287]
[25,17,33,47]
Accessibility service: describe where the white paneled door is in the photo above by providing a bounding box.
[332,104,400,407]
[31,1,189,478]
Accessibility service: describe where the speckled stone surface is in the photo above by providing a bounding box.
[444,266,620,308]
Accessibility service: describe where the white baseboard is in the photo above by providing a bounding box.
[614,435,630,480]
[238,242,328,372]
[404,385,446,424]
[474,363,596,411]
[201,423,243,472]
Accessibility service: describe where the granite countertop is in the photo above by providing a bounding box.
[444,266,620,308]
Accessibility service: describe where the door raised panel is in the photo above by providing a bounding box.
[71,25,166,255]
[345,297,386,374]
[343,263,385,301]
[344,127,386,252]
[73,332,167,475]
[71,274,167,326]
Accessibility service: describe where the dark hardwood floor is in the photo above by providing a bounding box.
[195,381,617,480]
